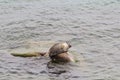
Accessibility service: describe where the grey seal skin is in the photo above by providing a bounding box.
[48,42,72,62]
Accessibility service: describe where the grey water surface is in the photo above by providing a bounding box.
[0,0,120,80]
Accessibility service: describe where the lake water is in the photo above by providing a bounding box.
[0,0,120,80]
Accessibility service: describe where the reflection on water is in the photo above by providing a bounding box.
[0,0,120,80]
[47,61,81,80]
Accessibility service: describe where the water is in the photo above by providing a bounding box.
[0,0,120,80]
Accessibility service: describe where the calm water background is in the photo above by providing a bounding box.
[0,0,120,80]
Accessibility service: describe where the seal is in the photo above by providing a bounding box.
[48,42,74,62]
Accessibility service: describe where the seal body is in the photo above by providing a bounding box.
[53,52,74,62]
[48,42,72,62]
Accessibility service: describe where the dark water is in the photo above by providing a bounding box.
[0,0,120,80]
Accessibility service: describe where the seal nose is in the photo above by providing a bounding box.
[69,44,72,48]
